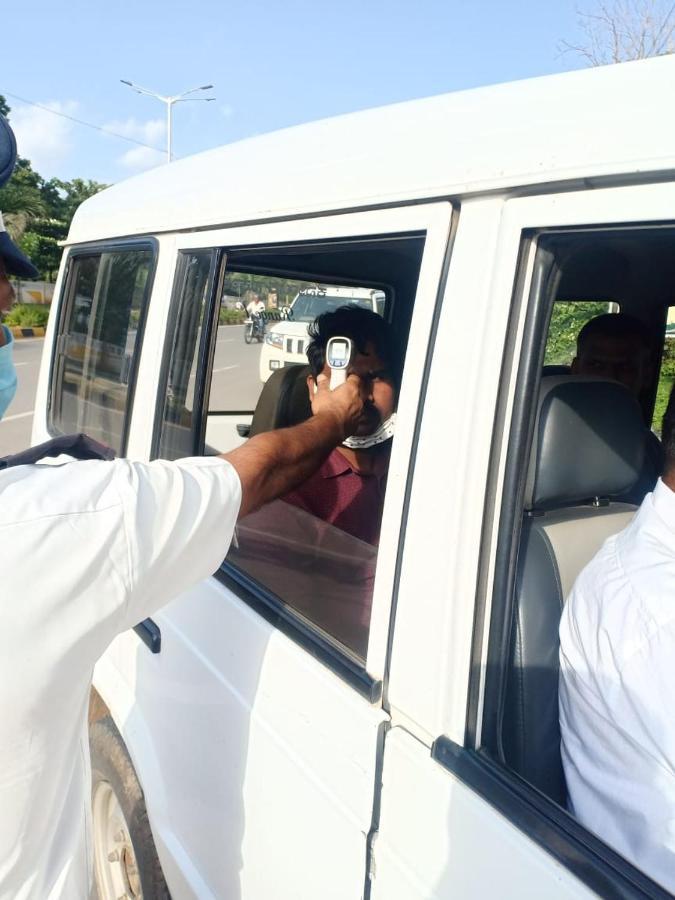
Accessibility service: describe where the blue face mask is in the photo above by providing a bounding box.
[0,324,17,419]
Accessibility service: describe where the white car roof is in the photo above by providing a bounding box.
[68,55,675,244]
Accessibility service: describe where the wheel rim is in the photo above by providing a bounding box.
[92,779,143,900]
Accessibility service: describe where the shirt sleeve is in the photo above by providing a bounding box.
[0,326,17,418]
[113,456,242,629]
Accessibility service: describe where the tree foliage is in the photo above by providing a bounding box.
[544,302,610,365]
[561,0,675,65]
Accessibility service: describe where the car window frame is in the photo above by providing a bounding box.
[47,238,158,456]
[151,228,440,700]
[151,247,222,460]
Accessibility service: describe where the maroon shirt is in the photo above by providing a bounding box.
[283,446,389,546]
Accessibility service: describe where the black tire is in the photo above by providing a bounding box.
[244,323,253,344]
[89,716,170,900]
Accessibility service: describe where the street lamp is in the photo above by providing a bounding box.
[120,80,215,162]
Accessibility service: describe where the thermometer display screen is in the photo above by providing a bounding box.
[328,340,350,368]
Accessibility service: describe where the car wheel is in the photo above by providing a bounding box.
[90,716,170,900]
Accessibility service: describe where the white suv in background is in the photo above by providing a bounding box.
[258,285,386,382]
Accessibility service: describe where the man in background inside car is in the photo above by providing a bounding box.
[559,384,675,893]
[571,312,652,399]
[572,312,662,499]
[283,306,398,546]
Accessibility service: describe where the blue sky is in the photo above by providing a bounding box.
[3,0,583,184]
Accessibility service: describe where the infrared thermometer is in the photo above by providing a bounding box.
[326,336,353,390]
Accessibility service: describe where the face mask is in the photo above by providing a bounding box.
[0,326,17,419]
[342,413,396,450]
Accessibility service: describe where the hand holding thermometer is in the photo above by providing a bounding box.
[325,336,353,390]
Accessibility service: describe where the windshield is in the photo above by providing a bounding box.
[290,293,376,323]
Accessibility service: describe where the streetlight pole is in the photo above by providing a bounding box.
[120,80,215,162]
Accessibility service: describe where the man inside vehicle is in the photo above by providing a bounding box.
[571,311,652,400]
[283,305,397,546]
[559,384,675,893]
[572,312,662,498]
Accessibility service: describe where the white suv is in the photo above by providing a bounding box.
[258,285,386,382]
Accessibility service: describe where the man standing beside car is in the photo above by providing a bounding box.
[0,112,372,900]
[0,114,39,421]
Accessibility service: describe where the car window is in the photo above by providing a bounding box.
[156,250,215,459]
[156,235,421,664]
[50,245,154,453]
[475,227,674,895]
[653,304,675,437]
[289,290,383,322]
[544,300,619,368]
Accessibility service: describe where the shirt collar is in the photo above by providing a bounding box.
[321,446,390,480]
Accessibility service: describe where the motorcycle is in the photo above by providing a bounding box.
[244,312,266,344]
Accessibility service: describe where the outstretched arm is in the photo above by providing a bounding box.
[222,373,365,518]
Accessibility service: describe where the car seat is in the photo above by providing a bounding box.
[501,376,647,805]
[249,364,312,437]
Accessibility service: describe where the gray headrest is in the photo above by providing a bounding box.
[249,364,312,437]
[525,376,646,510]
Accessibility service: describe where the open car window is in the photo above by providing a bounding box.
[155,234,425,664]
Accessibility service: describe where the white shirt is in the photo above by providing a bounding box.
[559,478,675,892]
[0,456,241,900]
[246,300,265,315]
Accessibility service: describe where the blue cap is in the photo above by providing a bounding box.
[0,115,39,278]
[0,213,39,278]
[0,115,17,188]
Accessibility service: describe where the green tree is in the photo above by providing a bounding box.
[0,169,107,280]
[544,302,611,365]
[23,178,107,279]
[0,157,46,240]
[0,95,10,118]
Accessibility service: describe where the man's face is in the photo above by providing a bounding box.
[311,340,397,437]
[571,334,649,397]
[0,258,15,314]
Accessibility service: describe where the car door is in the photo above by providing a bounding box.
[370,184,675,898]
[94,202,453,899]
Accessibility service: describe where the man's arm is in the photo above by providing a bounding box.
[223,373,365,518]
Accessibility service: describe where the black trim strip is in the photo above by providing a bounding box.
[215,563,382,703]
[470,234,560,753]
[150,249,218,460]
[193,250,225,456]
[432,737,670,900]
[134,618,161,654]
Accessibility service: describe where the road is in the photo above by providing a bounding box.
[0,336,45,455]
[0,324,265,456]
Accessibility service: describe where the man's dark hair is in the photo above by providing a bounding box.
[662,385,675,475]
[577,313,651,355]
[306,305,396,381]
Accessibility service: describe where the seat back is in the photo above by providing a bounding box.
[249,364,312,437]
[502,377,646,804]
